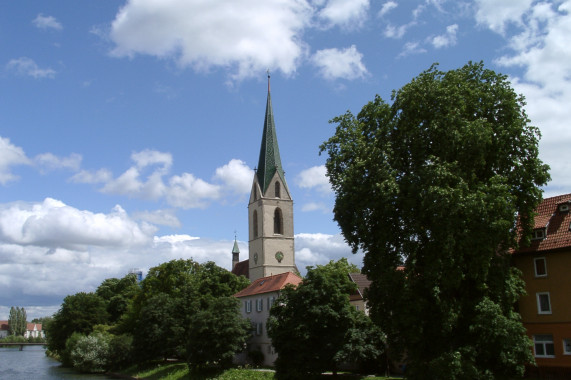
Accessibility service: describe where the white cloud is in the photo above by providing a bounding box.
[474,0,533,34]
[133,209,181,228]
[318,0,369,29]
[378,1,398,17]
[34,153,82,172]
[0,137,31,184]
[71,169,113,184]
[213,159,254,194]
[74,152,251,209]
[32,14,63,31]
[431,24,458,48]
[486,1,571,195]
[383,22,416,39]
[300,202,330,213]
[0,198,153,250]
[295,232,362,273]
[311,45,367,80]
[132,149,172,170]
[166,173,221,209]
[6,57,56,79]
[154,234,199,244]
[398,41,427,58]
[296,165,332,194]
[109,0,313,81]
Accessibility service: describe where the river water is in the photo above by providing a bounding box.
[0,346,115,379]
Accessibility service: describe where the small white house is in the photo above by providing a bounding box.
[233,271,302,366]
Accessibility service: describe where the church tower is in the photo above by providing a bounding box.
[248,75,296,281]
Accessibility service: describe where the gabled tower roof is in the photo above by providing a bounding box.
[256,74,288,194]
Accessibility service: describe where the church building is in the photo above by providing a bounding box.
[232,76,301,366]
[232,75,297,282]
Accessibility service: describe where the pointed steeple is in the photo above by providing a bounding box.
[256,73,288,194]
[232,234,240,270]
[232,237,240,255]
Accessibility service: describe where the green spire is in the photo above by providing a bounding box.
[256,74,288,194]
[232,237,240,254]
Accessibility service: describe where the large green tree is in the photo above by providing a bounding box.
[320,62,550,379]
[268,259,384,379]
[126,259,249,362]
[186,297,251,370]
[46,292,108,354]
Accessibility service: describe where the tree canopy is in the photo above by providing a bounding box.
[47,292,109,354]
[320,62,550,379]
[268,259,384,379]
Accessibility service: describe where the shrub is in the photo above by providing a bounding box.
[61,332,84,367]
[69,332,111,373]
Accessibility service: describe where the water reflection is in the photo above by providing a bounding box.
[0,346,114,379]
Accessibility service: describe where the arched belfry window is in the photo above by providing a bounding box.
[274,208,283,235]
[253,210,259,238]
[275,182,280,198]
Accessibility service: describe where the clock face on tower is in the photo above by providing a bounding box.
[275,251,284,263]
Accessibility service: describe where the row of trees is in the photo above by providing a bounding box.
[45,259,252,373]
[46,255,384,377]
[8,306,27,336]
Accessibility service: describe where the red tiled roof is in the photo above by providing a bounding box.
[233,271,302,298]
[232,259,249,278]
[514,193,571,254]
[0,320,8,331]
[27,323,42,331]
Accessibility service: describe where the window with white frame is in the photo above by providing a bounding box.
[536,292,552,314]
[256,298,263,312]
[245,300,252,313]
[534,257,547,277]
[564,339,571,355]
[534,335,555,357]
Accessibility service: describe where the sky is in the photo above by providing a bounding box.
[1,0,570,320]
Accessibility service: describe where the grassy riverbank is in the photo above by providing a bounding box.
[118,362,402,379]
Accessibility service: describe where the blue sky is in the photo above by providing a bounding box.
[1,0,570,320]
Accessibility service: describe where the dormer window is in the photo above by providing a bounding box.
[559,203,569,213]
[532,228,546,240]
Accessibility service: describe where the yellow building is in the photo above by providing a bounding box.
[512,193,571,376]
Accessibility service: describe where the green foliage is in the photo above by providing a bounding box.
[0,334,27,343]
[186,297,251,369]
[46,292,108,355]
[46,258,250,370]
[96,273,139,324]
[128,259,249,363]
[107,333,134,370]
[8,306,27,336]
[320,62,549,378]
[69,331,111,373]
[268,259,384,379]
[61,332,85,367]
